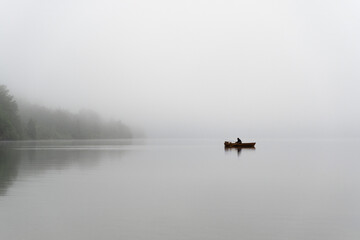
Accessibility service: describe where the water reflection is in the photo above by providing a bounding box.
[0,148,21,196]
[224,146,256,156]
[0,140,131,196]
[1,139,360,240]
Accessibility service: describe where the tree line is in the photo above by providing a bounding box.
[0,85,132,140]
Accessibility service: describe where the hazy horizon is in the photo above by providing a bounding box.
[1,0,360,138]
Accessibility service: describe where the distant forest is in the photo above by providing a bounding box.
[0,85,132,140]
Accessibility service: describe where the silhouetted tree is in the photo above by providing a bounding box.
[18,101,132,140]
[26,119,37,139]
[0,85,22,140]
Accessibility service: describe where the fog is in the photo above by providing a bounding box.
[1,0,360,138]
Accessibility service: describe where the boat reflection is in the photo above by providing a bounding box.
[224,146,255,156]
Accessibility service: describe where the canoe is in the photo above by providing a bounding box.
[224,141,256,148]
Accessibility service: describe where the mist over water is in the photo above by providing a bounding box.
[1,0,360,138]
[1,2,360,239]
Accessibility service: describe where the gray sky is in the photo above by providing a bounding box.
[1,0,360,138]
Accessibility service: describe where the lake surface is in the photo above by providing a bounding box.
[1,139,360,240]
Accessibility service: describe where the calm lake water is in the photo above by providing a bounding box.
[1,139,360,240]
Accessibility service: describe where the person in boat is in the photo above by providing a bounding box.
[236,138,242,143]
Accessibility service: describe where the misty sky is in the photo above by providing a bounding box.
[1,0,360,138]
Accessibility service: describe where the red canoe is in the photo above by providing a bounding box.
[224,141,256,148]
